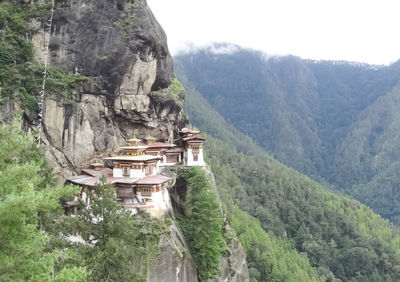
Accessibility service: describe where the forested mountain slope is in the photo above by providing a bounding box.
[206,134,400,282]
[175,70,400,280]
[174,45,400,223]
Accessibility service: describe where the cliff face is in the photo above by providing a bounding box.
[203,169,249,282]
[40,0,186,178]
[147,223,199,282]
[167,168,250,282]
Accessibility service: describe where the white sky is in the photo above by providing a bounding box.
[147,0,400,65]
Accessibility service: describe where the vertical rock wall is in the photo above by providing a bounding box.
[147,223,199,282]
[167,168,250,282]
[40,0,186,179]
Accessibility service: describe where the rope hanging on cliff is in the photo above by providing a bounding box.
[36,0,55,144]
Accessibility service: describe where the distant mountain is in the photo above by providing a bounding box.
[174,59,400,281]
[174,44,400,224]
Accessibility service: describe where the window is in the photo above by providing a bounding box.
[122,166,129,176]
[145,165,153,175]
[193,154,198,162]
[167,154,179,163]
[141,187,151,196]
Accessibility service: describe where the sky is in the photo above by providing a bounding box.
[147,0,400,65]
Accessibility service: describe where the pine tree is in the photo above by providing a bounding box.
[0,122,87,281]
[71,179,166,282]
[185,167,225,280]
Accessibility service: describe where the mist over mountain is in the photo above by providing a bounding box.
[174,44,400,224]
[174,56,400,281]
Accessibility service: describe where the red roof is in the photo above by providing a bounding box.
[105,155,161,162]
[134,175,171,185]
[144,142,176,149]
[82,168,113,177]
[165,147,184,153]
[179,128,192,133]
[182,136,205,142]
[179,128,201,135]
[68,173,171,187]
[69,174,140,186]
[68,175,102,187]
[114,177,138,185]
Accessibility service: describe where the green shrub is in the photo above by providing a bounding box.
[174,167,226,280]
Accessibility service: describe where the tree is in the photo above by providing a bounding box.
[200,134,400,281]
[176,167,226,280]
[0,122,87,281]
[69,178,166,282]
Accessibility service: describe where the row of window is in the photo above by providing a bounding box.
[121,165,154,176]
[117,187,155,197]
[167,154,180,163]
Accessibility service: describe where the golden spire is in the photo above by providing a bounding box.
[144,135,156,145]
[127,133,141,147]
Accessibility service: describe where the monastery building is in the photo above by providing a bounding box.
[66,128,205,217]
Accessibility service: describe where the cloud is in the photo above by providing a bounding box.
[207,43,241,55]
[174,42,241,56]
[149,0,400,65]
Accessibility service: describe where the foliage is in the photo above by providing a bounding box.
[175,60,263,156]
[203,135,400,281]
[0,118,55,187]
[174,167,226,280]
[0,1,87,111]
[54,179,169,282]
[229,204,322,282]
[45,66,87,104]
[0,122,86,281]
[0,2,41,110]
[168,75,185,101]
[174,48,400,223]
[175,73,400,280]
[0,122,170,281]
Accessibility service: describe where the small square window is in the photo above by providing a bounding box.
[122,166,129,176]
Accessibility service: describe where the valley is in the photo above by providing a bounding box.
[175,45,400,224]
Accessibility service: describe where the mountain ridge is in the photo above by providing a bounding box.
[175,59,400,280]
[174,45,400,223]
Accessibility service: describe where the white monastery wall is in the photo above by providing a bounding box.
[113,168,123,177]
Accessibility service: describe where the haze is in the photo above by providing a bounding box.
[148,0,400,65]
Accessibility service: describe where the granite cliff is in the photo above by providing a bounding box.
[35,0,186,179]
[167,168,250,282]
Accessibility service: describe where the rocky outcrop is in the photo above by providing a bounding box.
[148,223,198,282]
[167,168,250,282]
[204,168,250,282]
[206,231,249,282]
[37,0,186,179]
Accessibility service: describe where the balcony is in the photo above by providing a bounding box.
[117,191,135,198]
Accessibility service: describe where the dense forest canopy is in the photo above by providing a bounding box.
[204,135,400,281]
[175,58,400,280]
[175,46,400,224]
[0,122,171,281]
[0,122,87,281]
[173,167,227,280]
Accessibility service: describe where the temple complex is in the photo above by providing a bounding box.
[179,128,205,166]
[66,128,205,217]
